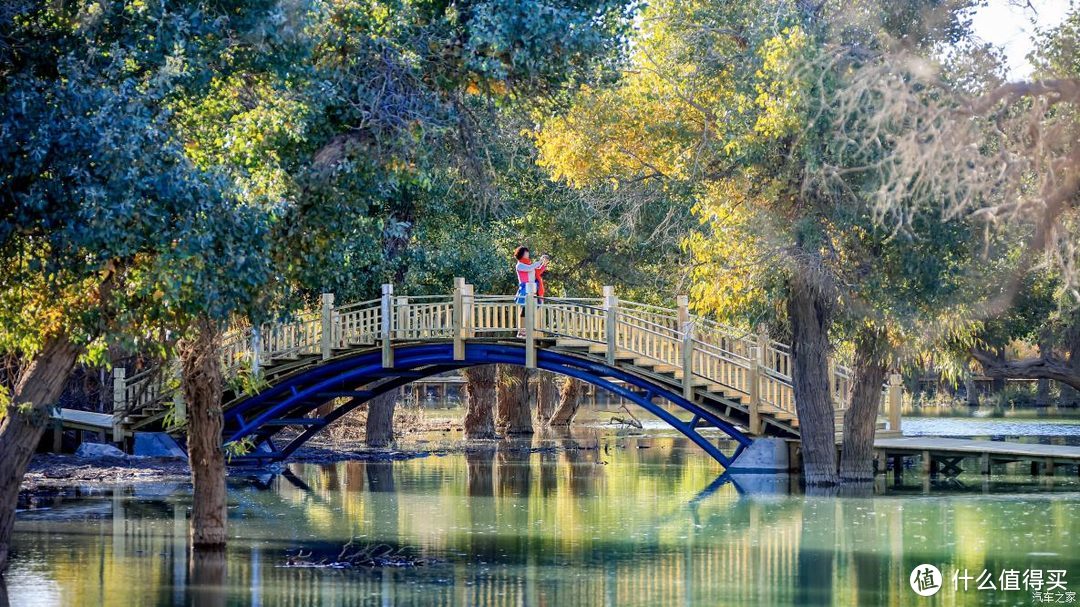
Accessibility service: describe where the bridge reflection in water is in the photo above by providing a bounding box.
[9,435,1080,606]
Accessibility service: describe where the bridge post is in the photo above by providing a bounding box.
[749,326,767,435]
[603,286,618,366]
[381,284,394,368]
[681,320,695,401]
[887,372,903,434]
[463,283,475,337]
[112,367,126,443]
[525,272,538,369]
[678,295,694,400]
[453,277,466,361]
[321,292,335,360]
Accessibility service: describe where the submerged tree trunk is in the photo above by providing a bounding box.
[839,327,889,482]
[534,371,559,426]
[787,271,839,486]
[497,366,532,435]
[365,391,397,447]
[462,365,497,439]
[0,336,81,572]
[179,317,227,549]
[548,377,584,427]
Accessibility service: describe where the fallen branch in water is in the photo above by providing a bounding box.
[608,404,643,429]
[284,539,435,568]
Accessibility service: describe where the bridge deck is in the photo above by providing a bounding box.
[874,436,1080,474]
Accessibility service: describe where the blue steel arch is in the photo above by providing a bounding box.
[223,343,752,467]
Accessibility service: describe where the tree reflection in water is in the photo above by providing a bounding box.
[188,547,226,607]
[5,435,1080,606]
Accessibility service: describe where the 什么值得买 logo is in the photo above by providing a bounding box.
[910,564,942,597]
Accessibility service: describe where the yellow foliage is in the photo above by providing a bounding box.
[752,27,808,139]
[684,180,776,321]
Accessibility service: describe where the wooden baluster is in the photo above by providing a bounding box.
[396,296,409,340]
[251,327,261,378]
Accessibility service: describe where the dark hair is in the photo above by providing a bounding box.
[514,246,529,260]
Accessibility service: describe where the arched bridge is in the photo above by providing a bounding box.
[85,282,875,467]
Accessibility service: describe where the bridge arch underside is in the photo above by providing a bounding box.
[222,343,757,467]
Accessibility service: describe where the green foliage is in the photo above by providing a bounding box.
[225,361,271,398]
[224,435,257,461]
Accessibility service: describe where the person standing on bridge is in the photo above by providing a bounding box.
[514,246,548,338]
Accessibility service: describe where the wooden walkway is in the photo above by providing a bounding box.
[874,436,1080,476]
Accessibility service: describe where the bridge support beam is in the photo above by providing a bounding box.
[726,438,793,473]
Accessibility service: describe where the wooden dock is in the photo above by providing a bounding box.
[53,409,113,433]
[874,436,1080,476]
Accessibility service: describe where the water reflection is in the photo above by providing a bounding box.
[6,434,1080,606]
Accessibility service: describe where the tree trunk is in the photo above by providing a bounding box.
[839,327,889,482]
[548,377,584,427]
[1036,336,1052,407]
[990,346,1007,394]
[787,271,839,486]
[534,371,559,426]
[497,365,532,435]
[0,336,81,572]
[963,373,980,406]
[179,317,227,549]
[365,391,397,447]
[462,365,497,439]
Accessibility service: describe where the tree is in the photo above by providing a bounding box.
[833,7,1080,392]
[0,0,309,563]
[366,392,398,448]
[535,0,995,484]
[548,377,585,427]
[462,365,498,439]
[497,365,533,435]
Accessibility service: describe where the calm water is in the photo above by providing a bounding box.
[6,421,1080,606]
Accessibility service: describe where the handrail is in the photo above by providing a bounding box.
[110,283,899,437]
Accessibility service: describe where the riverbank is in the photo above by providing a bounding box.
[20,428,604,492]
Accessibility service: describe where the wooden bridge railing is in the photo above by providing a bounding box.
[110,279,902,438]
